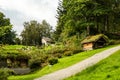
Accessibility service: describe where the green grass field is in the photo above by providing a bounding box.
[65,50,120,80]
[1,45,25,49]
[8,45,118,80]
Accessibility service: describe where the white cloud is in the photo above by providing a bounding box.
[0,0,59,35]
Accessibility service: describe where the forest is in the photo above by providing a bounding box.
[55,0,120,42]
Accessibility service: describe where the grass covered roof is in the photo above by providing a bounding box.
[0,45,31,59]
[81,34,109,44]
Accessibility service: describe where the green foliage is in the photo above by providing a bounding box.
[14,38,21,45]
[1,45,26,50]
[29,51,49,69]
[0,68,14,80]
[28,45,64,69]
[55,0,120,41]
[65,50,120,80]
[0,45,33,68]
[0,12,10,27]
[47,47,64,54]
[0,26,11,37]
[106,33,120,39]
[81,34,109,44]
[21,20,52,46]
[48,57,58,65]
[109,40,120,45]
[64,51,73,56]
[0,26,16,44]
[0,50,30,59]
[29,58,44,69]
[0,12,16,44]
[8,45,117,80]
[63,36,82,55]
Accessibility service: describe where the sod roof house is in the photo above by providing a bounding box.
[81,34,109,50]
[42,37,54,46]
[0,51,30,74]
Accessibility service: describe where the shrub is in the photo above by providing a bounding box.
[66,46,82,54]
[47,47,65,55]
[72,47,82,54]
[29,51,50,71]
[53,53,62,58]
[0,50,30,60]
[29,58,44,69]
[48,57,58,65]
[109,40,120,45]
[0,68,14,80]
[64,51,73,56]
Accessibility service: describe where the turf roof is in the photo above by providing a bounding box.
[81,34,108,44]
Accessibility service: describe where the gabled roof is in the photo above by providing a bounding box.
[81,34,108,44]
[42,37,52,42]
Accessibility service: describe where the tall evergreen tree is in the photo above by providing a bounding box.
[55,0,120,41]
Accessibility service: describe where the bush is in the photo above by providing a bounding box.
[29,58,45,69]
[29,51,49,69]
[0,68,14,80]
[48,58,58,65]
[109,40,120,45]
[64,51,73,56]
[47,47,65,55]
[72,49,82,54]
[53,53,62,58]
[66,46,82,54]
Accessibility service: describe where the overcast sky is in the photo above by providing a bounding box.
[0,0,59,35]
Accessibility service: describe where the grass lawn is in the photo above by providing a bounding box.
[1,45,26,49]
[8,45,119,80]
[64,49,120,80]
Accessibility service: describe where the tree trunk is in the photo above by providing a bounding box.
[87,25,90,36]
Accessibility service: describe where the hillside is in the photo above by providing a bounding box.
[65,50,120,80]
[8,45,118,80]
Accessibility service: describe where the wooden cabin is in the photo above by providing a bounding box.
[81,34,109,50]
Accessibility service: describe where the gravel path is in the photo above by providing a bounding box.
[35,46,120,80]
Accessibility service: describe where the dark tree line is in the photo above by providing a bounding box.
[55,0,120,41]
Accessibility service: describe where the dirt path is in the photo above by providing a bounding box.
[34,46,120,80]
